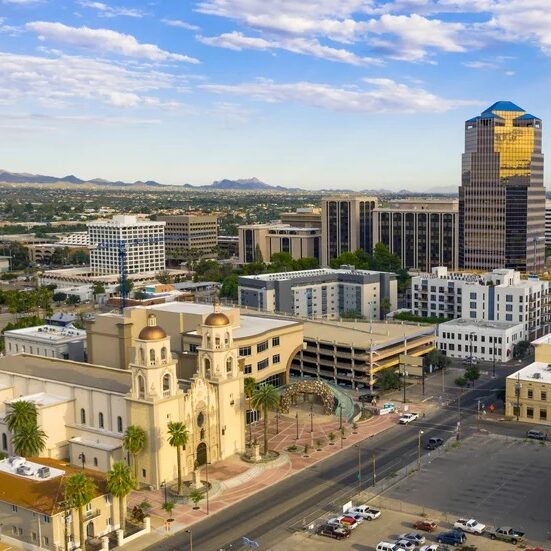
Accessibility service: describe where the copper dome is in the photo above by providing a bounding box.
[204,312,230,326]
[138,323,167,340]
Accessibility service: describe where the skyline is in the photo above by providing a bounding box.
[1,1,551,190]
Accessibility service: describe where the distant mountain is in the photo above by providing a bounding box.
[0,169,163,187]
[184,177,303,191]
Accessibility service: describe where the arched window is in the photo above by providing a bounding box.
[224,332,230,345]
[1,433,7,451]
[226,357,233,373]
[206,335,211,347]
[204,358,211,373]
[149,349,156,364]
[117,416,123,433]
[137,375,145,399]
[215,337,220,348]
[98,412,104,429]
[162,374,171,396]
[139,348,145,365]
[80,408,86,425]
[161,347,167,362]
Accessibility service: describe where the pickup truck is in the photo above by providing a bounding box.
[399,413,419,424]
[453,518,486,534]
[486,527,525,544]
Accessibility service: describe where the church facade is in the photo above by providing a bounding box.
[0,309,245,490]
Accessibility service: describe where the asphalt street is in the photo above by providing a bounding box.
[147,372,513,551]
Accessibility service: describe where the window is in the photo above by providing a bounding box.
[257,358,269,370]
[149,349,156,364]
[542,391,547,401]
[137,375,145,399]
[506,314,512,321]
[43,515,50,523]
[1,433,7,451]
[470,292,476,299]
[244,364,252,374]
[540,409,547,421]
[12,505,18,512]
[272,337,280,347]
[142,468,146,478]
[189,344,198,353]
[93,457,98,467]
[98,412,104,429]
[272,354,280,364]
[257,341,268,353]
[226,357,233,373]
[506,294,513,302]
[161,347,167,361]
[528,389,534,399]
[470,301,477,309]
[31,531,37,542]
[239,346,251,356]
[162,373,171,395]
[80,408,86,425]
[117,416,123,433]
[527,407,534,418]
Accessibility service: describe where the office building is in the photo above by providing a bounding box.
[280,207,322,229]
[545,200,551,246]
[88,215,165,276]
[291,319,435,390]
[238,268,397,320]
[437,318,524,363]
[158,213,218,262]
[321,195,378,266]
[238,223,321,264]
[373,199,458,271]
[411,266,551,340]
[459,101,545,272]
[217,235,239,257]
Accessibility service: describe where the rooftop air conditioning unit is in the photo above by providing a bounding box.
[533,373,541,379]
[37,466,50,479]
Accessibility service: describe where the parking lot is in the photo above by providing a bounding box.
[379,433,551,543]
[271,507,525,550]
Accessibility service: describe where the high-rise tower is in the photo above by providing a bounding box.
[459,101,545,273]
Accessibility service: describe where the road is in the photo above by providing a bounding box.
[148,372,514,551]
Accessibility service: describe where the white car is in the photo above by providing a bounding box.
[399,412,419,424]
[419,546,439,551]
[346,505,381,520]
[394,539,416,551]
[376,542,408,551]
[399,532,426,546]
[454,518,486,534]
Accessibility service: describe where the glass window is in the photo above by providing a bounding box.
[527,407,534,418]
[272,354,280,364]
[527,389,534,399]
[272,337,280,347]
[256,341,269,353]
[239,346,252,356]
[541,391,547,401]
[257,358,269,370]
[540,409,547,421]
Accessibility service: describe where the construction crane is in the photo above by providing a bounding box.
[90,236,165,313]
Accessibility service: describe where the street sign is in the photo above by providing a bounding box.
[400,354,424,377]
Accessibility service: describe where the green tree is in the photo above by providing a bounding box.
[425,349,451,370]
[270,252,295,272]
[123,425,147,485]
[64,473,97,551]
[513,340,530,359]
[330,251,360,269]
[220,274,239,300]
[251,384,280,455]
[371,242,401,272]
[66,294,81,305]
[254,244,264,264]
[106,461,135,531]
[4,400,38,434]
[117,277,134,297]
[381,297,392,317]
[156,270,173,284]
[167,422,189,496]
[53,291,68,302]
[464,364,480,387]
[133,290,148,300]
[92,283,105,297]
[188,488,203,509]
[455,376,468,388]
[378,369,401,391]
[12,424,47,457]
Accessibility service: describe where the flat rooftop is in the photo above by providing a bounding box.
[242,268,388,282]
[508,361,551,384]
[7,392,72,408]
[151,301,234,315]
[532,333,551,346]
[302,320,434,348]
[439,318,523,330]
[4,324,86,341]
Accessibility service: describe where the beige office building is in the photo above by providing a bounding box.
[321,195,378,266]
[158,214,218,262]
[280,207,322,230]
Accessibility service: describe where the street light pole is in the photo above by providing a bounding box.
[310,402,313,433]
[372,454,376,487]
[477,399,481,431]
[186,529,193,551]
[417,430,424,471]
[295,412,299,440]
[161,481,167,506]
[276,408,279,435]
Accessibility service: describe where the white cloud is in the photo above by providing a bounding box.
[77,1,147,18]
[0,51,185,109]
[463,60,496,69]
[161,18,201,31]
[26,21,199,63]
[198,31,381,65]
[201,77,479,113]
[2,0,43,4]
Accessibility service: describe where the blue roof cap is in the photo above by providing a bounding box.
[516,113,540,121]
[466,116,479,123]
[483,101,524,113]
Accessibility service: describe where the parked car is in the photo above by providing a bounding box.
[394,538,416,550]
[346,505,381,520]
[359,392,379,402]
[317,524,350,540]
[453,518,485,534]
[526,429,547,441]
[419,546,439,551]
[436,531,466,546]
[327,516,359,530]
[348,514,364,524]
[413,520,438,532]
[376,542,408,551]
[463,357,478,365]
[398,533,426,546]
[486,526,525,544]
[399,412,419,424]
[424,437,444,450]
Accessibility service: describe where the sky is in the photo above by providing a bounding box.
[1,0,551,191]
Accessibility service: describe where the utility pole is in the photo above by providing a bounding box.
[492,336,496,378]
[372,454,376,487]
[295,412,299,440]
[516,371,521,421]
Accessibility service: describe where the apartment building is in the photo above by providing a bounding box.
[411,266,551,340]
[437,318,524,363]
[321,195,378,266]
[88,215,165,276]
[373,199,458,271]
[280,207,322,229]
[545,200,551,246]
[238,223,321,264]
[158,213,218,262]
[238,268,397,320]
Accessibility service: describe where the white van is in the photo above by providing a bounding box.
[376,542,407,551]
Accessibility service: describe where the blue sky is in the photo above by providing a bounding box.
[1,0,551,191]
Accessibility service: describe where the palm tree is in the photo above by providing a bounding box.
[167,422,189,496]
[5,400,38,434]
[106,462,135,531]
[64,473,97,551]
[12,424,47,457]
[244,377,256,400]
[123,425,147,486]
[251,384,280,455]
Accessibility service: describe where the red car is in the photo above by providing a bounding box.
[413,520,438,532]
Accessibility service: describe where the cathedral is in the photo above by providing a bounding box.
[0,306,246,490]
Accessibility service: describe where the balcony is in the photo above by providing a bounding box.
[84,509,101,521]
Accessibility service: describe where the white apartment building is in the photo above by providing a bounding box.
[3,324,87,361]
[88,215,165,276]
[238,268,397,320]
[437,318,524,363]
[411,266,551,340]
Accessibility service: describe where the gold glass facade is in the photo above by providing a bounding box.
[459,101,545,273]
